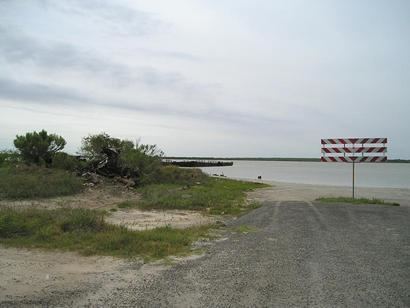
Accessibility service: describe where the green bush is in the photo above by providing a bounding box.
[80,132,134,160]
[80,132,164,184]
[144,165,208,185]
[13,130,66,165]
[0,150,20,167]
[51,152,84,171]
[0,165,83,199]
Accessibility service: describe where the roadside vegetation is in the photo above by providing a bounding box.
[0,165,83,199]
[316,197,399,206]
[132,177,266,215]
[0,129,268,258]
[0,207,212,260]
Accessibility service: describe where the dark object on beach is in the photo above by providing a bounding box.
[82,147,140,186]
[258,176,262,179]
[167,160,233,167]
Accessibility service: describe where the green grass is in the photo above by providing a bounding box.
[0,207,212,260]
[126,178,268,215]
[316,197,400,206]
[0,166,83,199]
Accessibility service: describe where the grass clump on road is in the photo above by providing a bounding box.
[316,197,399,206]
[0,166,83,199]
[126,178,268,215]
[0,207,212,259]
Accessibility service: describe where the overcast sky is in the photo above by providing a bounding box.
[0,0,409,158]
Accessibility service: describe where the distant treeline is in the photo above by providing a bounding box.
[165,157,410,163]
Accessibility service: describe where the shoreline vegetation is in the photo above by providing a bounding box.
[316,197,400,206]
[0,130,268,260]
[165,157,410,163]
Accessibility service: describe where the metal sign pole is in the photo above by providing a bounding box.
[352,160,355,199]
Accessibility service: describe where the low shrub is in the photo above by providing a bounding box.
[143,165,208,185]
[51,152,85,171]
[0,150,20,167]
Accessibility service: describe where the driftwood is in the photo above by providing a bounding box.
[81,147,140,187]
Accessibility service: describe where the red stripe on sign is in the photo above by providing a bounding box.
[371,157,379,162]
[321,139,325,144]
[330,157,337,162]
[340,157,347,162]
[330,139,337,144]
[338,139,346,144]
[349,138,358,144]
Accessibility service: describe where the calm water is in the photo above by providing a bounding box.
[199,161,410,188]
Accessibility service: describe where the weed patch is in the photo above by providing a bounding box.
[316,197,399,206]
[136,178,268,215]
[0,208,213,260]
[0,166,83,199]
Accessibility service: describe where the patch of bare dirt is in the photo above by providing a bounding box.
[0,183,215,230]
[0,246,168,306]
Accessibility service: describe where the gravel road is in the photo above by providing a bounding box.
[2,201,409,307]
[100,201,410,307]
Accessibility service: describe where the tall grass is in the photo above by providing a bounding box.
[131,178,268,215]
[0,166,83,199]
[0,208,212,259]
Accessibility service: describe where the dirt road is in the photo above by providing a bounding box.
[3,200,409,307]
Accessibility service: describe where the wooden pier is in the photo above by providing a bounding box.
[164,160,233,167]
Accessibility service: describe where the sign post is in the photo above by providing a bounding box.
[321,138,387,199]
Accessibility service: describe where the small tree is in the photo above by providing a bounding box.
[80,133,134,160]
[14,130,66,165]
[80,133,164,183]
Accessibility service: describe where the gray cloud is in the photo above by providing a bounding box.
[42,0,163,36]
[0,27,186,88]
[0,77,290,131]
[0,77,86,104]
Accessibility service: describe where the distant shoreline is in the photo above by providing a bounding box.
[165,157,410,163]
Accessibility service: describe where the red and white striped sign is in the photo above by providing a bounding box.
[321,138,387,145]
[321,137,387,163]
